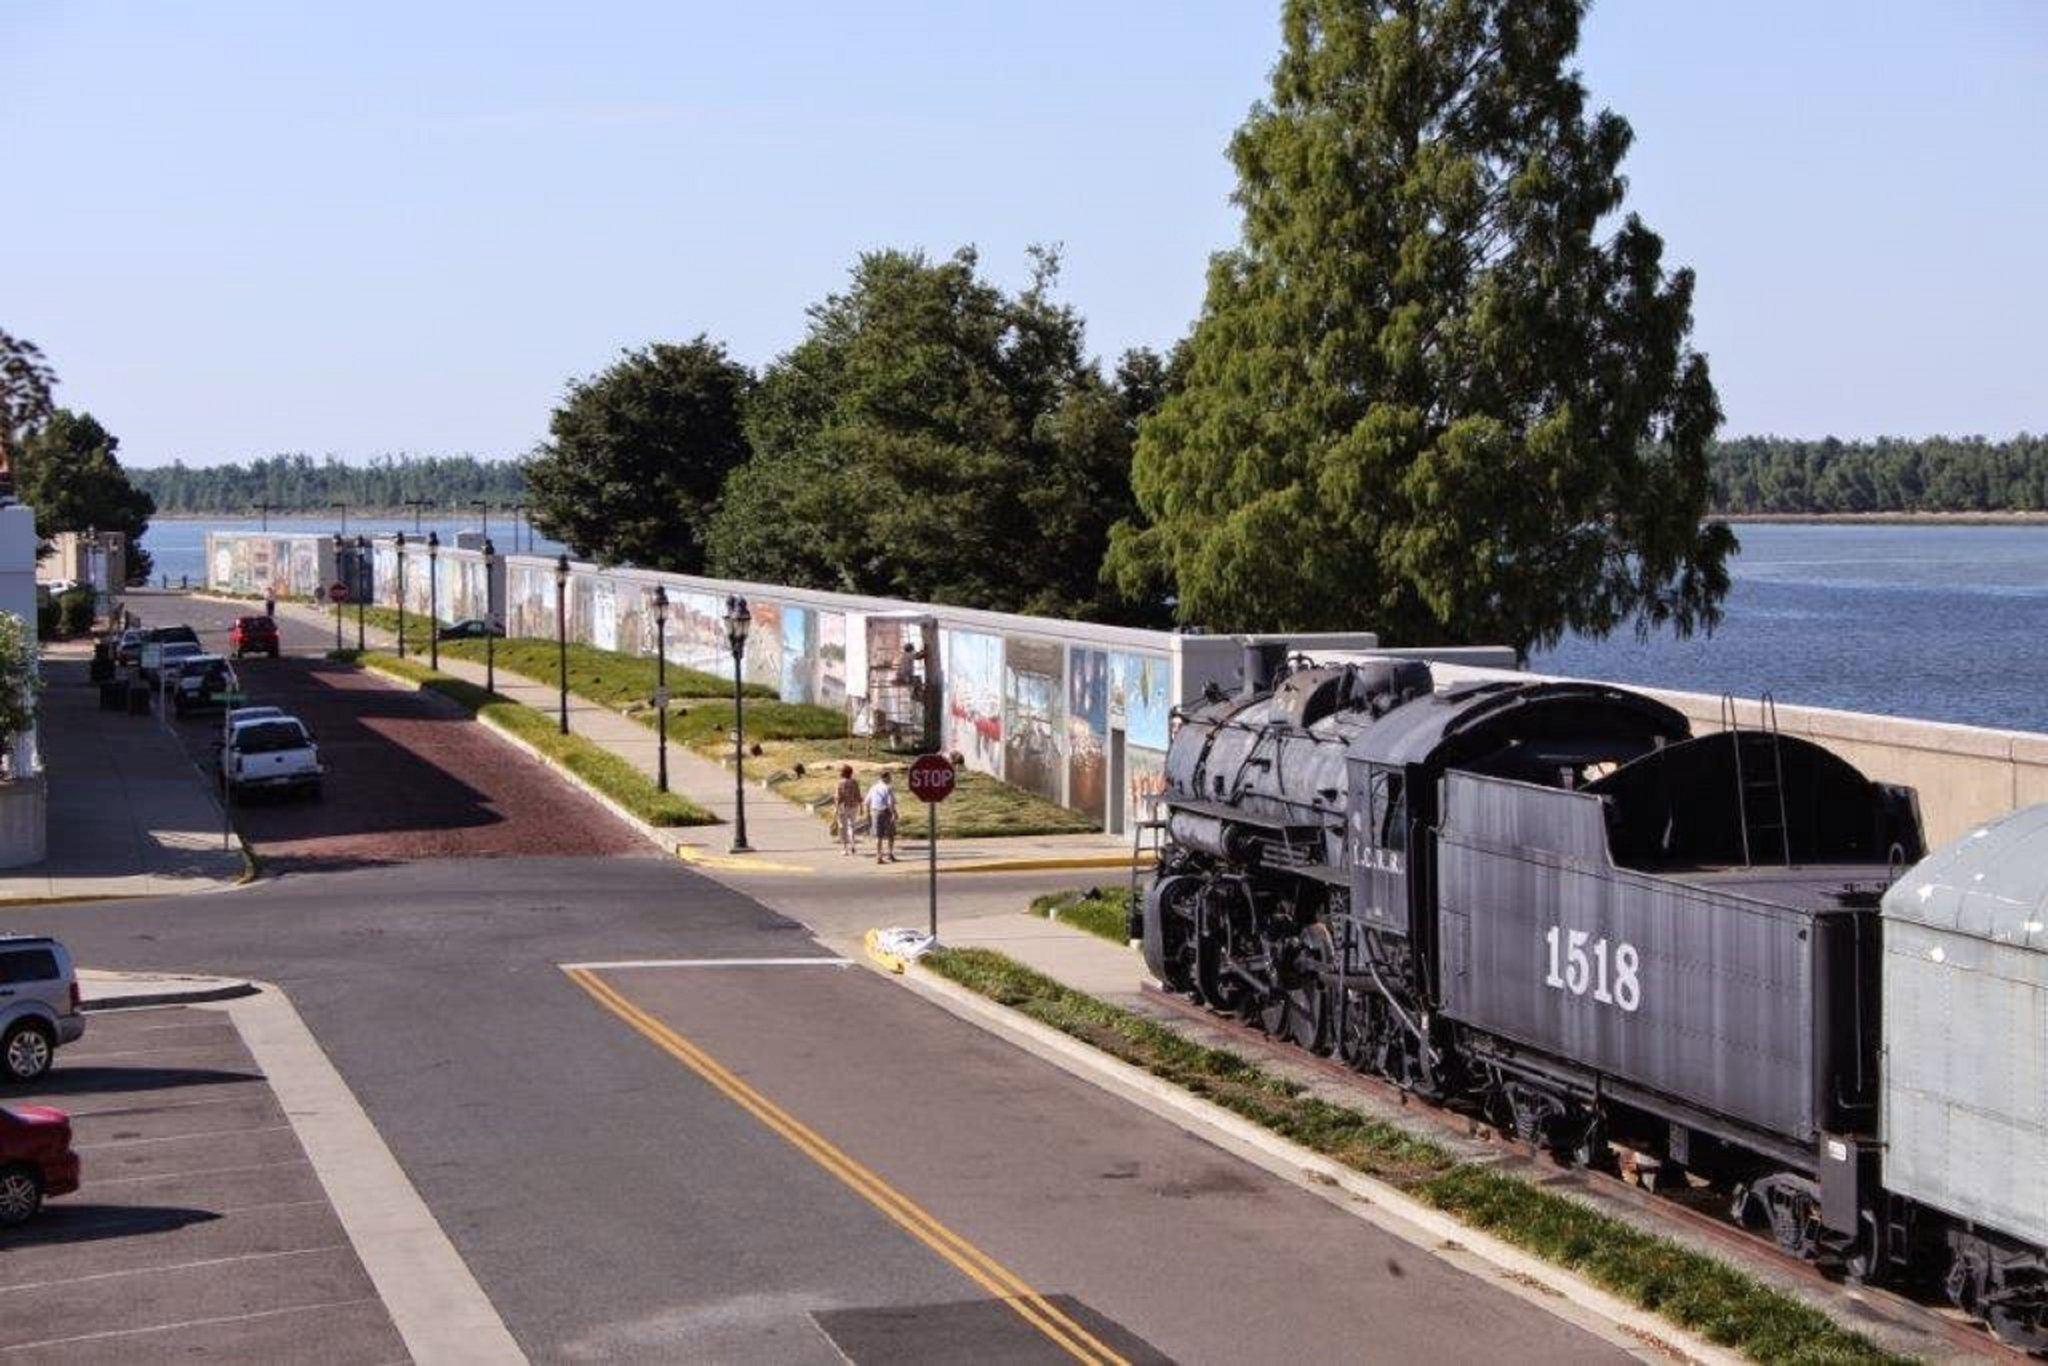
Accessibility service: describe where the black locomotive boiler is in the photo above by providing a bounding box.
[1138,647,1948,1287]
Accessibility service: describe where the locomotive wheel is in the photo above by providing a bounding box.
[1286,925,1334,1053]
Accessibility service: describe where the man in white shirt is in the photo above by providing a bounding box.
[866,770,899,864]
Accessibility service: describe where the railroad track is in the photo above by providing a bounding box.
[1137,982,2021,1363]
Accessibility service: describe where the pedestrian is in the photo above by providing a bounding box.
[833,764,862,857]
[264,593,276,619]
[866,769,899,864]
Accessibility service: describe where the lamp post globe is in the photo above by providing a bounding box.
[554,553,571,734]
[394,532,407,658]
[354,535,368,651]
[426,531,441,670]
[725,595,752,852]
[652,585,670,793]
[481,538,498,694]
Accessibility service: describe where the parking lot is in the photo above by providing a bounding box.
[120,594,649,872]
[0,1005,406,1362]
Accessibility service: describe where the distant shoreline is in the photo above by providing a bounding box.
[1717,511,2048,526]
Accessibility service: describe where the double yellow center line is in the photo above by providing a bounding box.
[562,966,1128,1366]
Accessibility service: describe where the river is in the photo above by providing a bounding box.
[143,518,2048,735]
[1532,522,2048,733]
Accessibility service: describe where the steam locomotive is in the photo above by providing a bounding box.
[1137,644,2048,1348]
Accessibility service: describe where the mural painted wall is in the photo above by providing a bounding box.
[1003,637,1065,805]
[943,629,1003,772]
[206,533,332,599]
[1111,650,1173,819]
[818,613,847,709]
[1067,647,1109,819]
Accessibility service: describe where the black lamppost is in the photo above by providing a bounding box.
[482,538,498,694]
[652,586,670,792]
[354,535,368,651]
[394,533,407,658]
[470,500,490,538]
[725,595,752,852]
[554,553,571,734]
[426,531,441,670]
[332,535,346,650]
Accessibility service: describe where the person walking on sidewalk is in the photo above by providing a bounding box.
[833,764,863,856]
[866,769,899,863]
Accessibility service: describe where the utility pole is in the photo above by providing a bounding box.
[252,501,279,531]
[332,501,348,536]
[403,498,432,535]
[469,500,490,537]
[510,502,529,554]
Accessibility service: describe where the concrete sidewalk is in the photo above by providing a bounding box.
[0,647,246,903]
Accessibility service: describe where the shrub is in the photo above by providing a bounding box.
[55,588,94,637]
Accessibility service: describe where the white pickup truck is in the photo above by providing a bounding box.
[218,716,324,800]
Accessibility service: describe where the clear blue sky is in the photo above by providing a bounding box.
[5,1,2042,466]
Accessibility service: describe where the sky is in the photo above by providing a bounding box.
[5,1,2043,467]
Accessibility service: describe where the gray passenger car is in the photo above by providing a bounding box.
[0,936,86,1083]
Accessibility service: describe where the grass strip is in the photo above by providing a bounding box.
[352,650,718,827]
[1029,887,1134,942]
[739,737,1102,839]
[921,946,1905,1366]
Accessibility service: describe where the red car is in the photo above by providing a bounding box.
[229,615,281,659]
[0,1104,79,1225]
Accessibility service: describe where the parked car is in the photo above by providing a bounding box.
[219,716,323,800]
[139,637,203,684]
[0,936,85,1084]
[114,627,147,667]
[229,615,281,658]
[0,1104,80,1226]
[436,618,504,641]
[226,705,286,727]
[171,656,236,715]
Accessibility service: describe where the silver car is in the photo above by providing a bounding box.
[0,936,85,1083]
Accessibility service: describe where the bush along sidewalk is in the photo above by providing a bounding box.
[349,651,718,828]
[921,947,1904,1366]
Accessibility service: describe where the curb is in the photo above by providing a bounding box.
[891,960,1741,1366]
[82,980,260,1012]
[917,853,1146,875]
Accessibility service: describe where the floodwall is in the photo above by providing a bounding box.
[203,532,337,600]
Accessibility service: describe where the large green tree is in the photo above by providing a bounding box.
[523,338,753,571]
[1107,0,1734,656]
[15,410,155,582]
[0,327,58,495]
[706,247,1163,622]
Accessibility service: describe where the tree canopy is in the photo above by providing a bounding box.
[1710,435,2048,514]
[522,338,752,572]
[133,453,524,515]
[1107,0,1733,657]
[14,410,157,582]
[0,327,58,496]
[706,247,1163,622]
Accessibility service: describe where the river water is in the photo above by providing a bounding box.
[143,518,2048,735]
[143,516,564,587]
[1533,522,2048,733]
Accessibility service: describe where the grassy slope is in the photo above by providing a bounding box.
[745,737,1103,840]
[353,651,717,827]
[923,947,1904,1366]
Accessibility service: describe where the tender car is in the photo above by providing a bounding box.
[0,936,85,1084]
[0,1104,80,1226]
[219,716,323,800]
[229,614,281,658]
[435,618,504,641]
[170,656,236,715]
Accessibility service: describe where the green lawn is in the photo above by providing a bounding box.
[436,638,775,709]
[924,947,1904,1366]
[351,651,718,827]
[1029,887,1135,942]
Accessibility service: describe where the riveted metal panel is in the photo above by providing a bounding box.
[1882,916,2048,1247]
[1438,772,1822,1142]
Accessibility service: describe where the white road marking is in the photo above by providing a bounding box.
[0,1297,383,1352]
[561,957,852,970]
[85,1159,309,1187]
[0,1244,351,1295]
[75,1122,293,1151]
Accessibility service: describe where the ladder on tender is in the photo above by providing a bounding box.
[1126,791,1168,943]
[1722,692,1792,867]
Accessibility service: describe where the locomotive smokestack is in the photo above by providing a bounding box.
[1241,641,1288,695]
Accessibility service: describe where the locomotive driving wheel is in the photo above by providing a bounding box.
[1285,923,1334,1053]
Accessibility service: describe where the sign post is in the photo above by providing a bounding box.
[908,753,956,940]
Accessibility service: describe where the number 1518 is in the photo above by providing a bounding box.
[1544,927,1641,1012]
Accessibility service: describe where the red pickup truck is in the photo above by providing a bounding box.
[229,615,281,659]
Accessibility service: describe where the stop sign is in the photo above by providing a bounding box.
[908,753,956,803]
[328,580,351,604]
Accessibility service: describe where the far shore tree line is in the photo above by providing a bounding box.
[5,3,2037,648]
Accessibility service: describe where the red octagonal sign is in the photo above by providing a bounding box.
[908,753,956,803]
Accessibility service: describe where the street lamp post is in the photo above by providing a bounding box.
[426,532,441,670]
[482,538,498,694]
[394,533,407,659]
[332,535,346,651]
[554,554,571,734]
[725,595,752,852]
[652,586,670,793]
[332,502,348,537]
[470,500,490,538]
[354,535,368,651]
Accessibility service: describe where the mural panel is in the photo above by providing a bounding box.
[1110,651,1172,752]
[1003,637,1064,804]
[591,579,618,651]
[1067,647,1108,819]
[818,613,847,709]
[744,600,782,689]
[674,590,727,675]
[943,629,1003,772]
[779,605,814,703]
